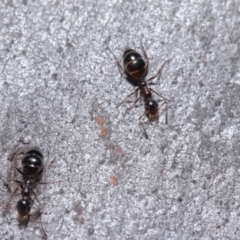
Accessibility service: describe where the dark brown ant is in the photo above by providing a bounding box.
[5,147,47,238]
[109,46,170,138]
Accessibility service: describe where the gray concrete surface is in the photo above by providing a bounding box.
[0,0,239,239]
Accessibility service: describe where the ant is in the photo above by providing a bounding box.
[4,147,47,238]
[109,46,171,139]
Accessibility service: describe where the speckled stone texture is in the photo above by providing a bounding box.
[0,1,239,240]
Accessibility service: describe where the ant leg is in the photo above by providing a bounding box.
[32,189,43,206]
[116,88,139,108]
[141,43,149,71]
[3,186,20,216]
[158,101,168,124]
[146,57,172,83]
[38,180,61,185]
[9,151,24,176]
[107,46,124,74]
[7,146,25,162]
[8,148,25,179]
[30,208,47,239]
[39,214,47,239]
[125,96,141,114]
[0,173,12,193]
[13,179,22,185]
[139,112,149,139]
[149,88,169,102]
[15,167,24,176]
[165,102,168,124]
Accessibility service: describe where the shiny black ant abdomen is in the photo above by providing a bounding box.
[109,46,171,138]
[123,49,148,82]
[21,148,44,183]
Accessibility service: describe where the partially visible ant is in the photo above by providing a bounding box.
[108,46,171,139]
[4,147,47,238]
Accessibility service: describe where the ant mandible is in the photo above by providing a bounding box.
[109,45,171,139]
[5,147,47,238]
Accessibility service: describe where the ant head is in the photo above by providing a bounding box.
[145,99,159,121]
[16,198,33,216]
[145,99,158,111]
